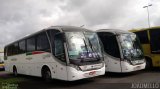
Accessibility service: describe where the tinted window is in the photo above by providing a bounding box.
[27,37,35,52]
[150,28,160,54]
[4,47,7,57]
[13,43,19,55]
[7,45,13,56]
[97,32,120,58]
[47,29,60,54]
[134,30,149,44]
[7,43,19,56]
[4,47,7,60]
[54,33,65,61]
[37,32,50,52]
[19,40,26,54]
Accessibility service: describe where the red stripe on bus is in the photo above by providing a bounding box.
[32,51,46,55]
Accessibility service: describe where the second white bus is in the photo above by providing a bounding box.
[4,26,105,81]
[97,29,146,72]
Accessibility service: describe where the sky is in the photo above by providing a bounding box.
[0,0,160,49]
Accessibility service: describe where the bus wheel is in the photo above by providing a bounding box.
[145,57,152,70]
[42,69,52,82]
[13,66,18,76]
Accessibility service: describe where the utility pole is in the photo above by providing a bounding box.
[143,4,152,28]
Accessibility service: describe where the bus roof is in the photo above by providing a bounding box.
[5,26,92,47]
[96,29,132,35]
[47,26,91,32]
[130,26,160,32]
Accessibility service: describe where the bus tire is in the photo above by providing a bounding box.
[42,67,52,82]
[13,66,18,76]
[145,57,153,70]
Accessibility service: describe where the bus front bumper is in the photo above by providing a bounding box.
[67,66,105,81]
[121,61,146,72]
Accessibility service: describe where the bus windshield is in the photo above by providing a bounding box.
[65,31,103,65]
[119,33,144,61]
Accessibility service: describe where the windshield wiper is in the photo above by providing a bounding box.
[81,38,90,62]
[81,38,99,62]
[87,38,101,60]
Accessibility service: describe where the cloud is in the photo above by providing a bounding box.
[0,0,62,48]
[0,0,160,49]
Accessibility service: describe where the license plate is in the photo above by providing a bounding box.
[89,71,96,75]
[84,71,96,77]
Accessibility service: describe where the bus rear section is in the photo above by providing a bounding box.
[4,26,105,81]
[97,29,146,73]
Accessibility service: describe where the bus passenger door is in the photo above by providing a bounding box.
[54,32,68,80]
[98,32,122,72]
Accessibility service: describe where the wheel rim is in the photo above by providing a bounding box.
[145,60,151,69]
[44,71,51,81]
[13,68,17,76]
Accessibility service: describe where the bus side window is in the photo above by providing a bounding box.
[47,29,60,55]
[27,37,36,52]
[7,46,12,56]
[134,30,149,44]
[54,33,66,62]
[19,40,26,54]
[37,32,50,52]
[98,32,120,58]
[4,47,7,60]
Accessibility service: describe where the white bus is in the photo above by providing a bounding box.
[96,29,146,72]
[4,26,105,81]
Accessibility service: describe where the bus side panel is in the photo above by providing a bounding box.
[54,61,68,80]
[4,60,11,72]
[142,44,151,55]
[151,55,160,67]
[28,53,56,78]
[142,44,160,67]
[104,54,121,72]
[6,54,28,74]
[5,52,58,79]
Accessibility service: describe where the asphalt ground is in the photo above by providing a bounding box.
[0,68,160,89]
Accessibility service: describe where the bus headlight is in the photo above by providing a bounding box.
[131,60,145,65]
[69,64,81,71]
[131,61,137,65]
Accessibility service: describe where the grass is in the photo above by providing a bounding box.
[0,71,25,89]
[0,77,24,83]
